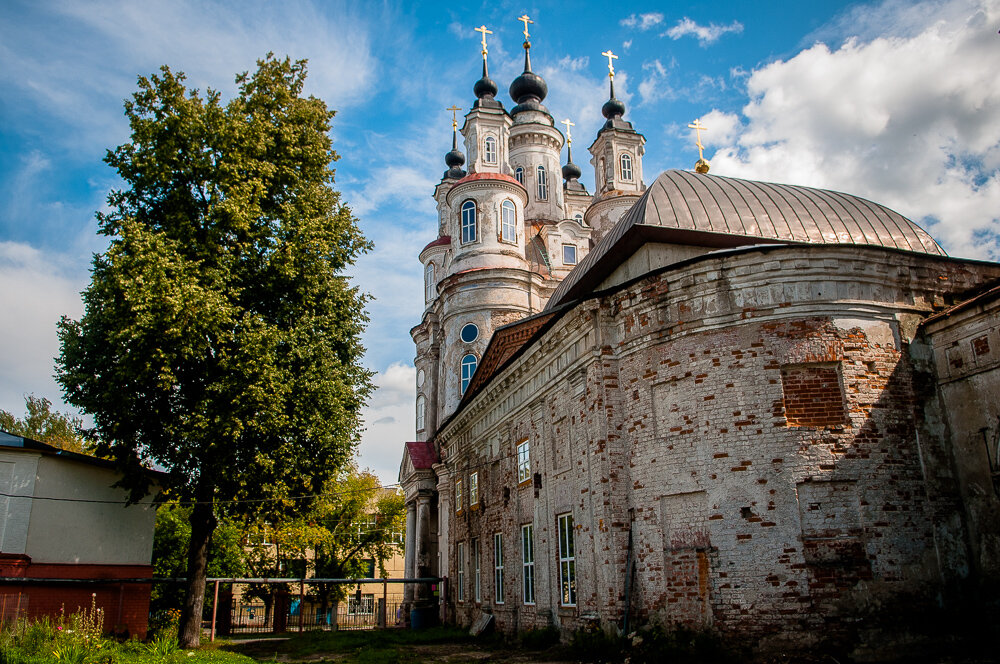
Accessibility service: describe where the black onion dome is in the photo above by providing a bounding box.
[509,48,549,115]
[602,96,626,120]
[446,147,465,169]
[562,160,582,181]
[474,74,499,100]
[509,69,547,104]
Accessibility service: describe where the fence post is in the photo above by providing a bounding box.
[210,580,220,642]
[298,581,305,634]
[379,578,387,628]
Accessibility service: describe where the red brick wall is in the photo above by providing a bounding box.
[0,558,152,638]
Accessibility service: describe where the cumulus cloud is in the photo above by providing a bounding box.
[637,59,672,106]
[0,0,378,153]
[708,0,1000,260]
[663,18,744,46]
[0,242,87,417]
[621,13,664,31]
[356,363,416,484]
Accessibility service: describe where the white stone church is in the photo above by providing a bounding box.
[399,24,1000,655]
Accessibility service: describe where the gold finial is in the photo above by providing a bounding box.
[447,105,462,130]
[561,118,575,145]
[474,25,492,60]
[517,14,533,43]
[688,119,710,173]
[602,50,618,79]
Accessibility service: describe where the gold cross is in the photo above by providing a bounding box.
[447,105,462,130]
[561,118,575,145]
[474,25,492,58]
[688,119,708,160]
[602,50,618,78]
[517,14,533,41]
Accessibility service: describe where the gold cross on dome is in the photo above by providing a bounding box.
[688,119,708,160]
[474,25,492,58]
[602,50,618,78]
[517,14,533,41]
[447,105,462,130]
[561,118,575,145]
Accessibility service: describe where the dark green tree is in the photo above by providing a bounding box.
[56,55,372,647]
[0,394,89,453]
[151,500,246,613]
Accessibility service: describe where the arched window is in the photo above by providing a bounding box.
[536,166,548,201]
[424,263,435,302]
[501,200,516,243]
[461,200,477,243]
[484,136,497,164]
[574,212,584,223]
[514,166,524,185]
[461,354,478,394]
[416,395,426,431]
[620,153,633,181]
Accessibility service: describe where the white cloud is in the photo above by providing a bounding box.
[638,59,674,105]
[621,13,664,31]
[0,242,87,417]
[663,18,744,46]
[708,0,1000,260]
[692,110,742,149]
[356,362,416,484]
[0,0,378,153]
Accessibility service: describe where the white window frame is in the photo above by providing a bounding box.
[514,166,524,185]
[536,166,548,200]
[455,478,463,513]
[347,593,375,615]
[472,537,481,603]
[558,513,576,606]
[484,136,497,164]
[456,541,466,601]
[461,354,477,394]
[469,471,479,506]
[424,263,435,302]
[494,532,504,605]
[501,200,517,243]
[521,524,535,605]
[620,153,633,181]
[516,438,530,483]
[563,244,577,266]
[461,200,477,244]
[415,395,425,431]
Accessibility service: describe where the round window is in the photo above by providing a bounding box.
[416,369,425,388]
[460,323,479,343]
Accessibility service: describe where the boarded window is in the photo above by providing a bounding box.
[780,363,846,427]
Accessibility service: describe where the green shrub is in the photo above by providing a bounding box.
[518,626,560,650]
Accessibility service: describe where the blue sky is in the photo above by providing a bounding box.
[2,0,998,483]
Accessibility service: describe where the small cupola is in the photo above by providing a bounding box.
[509,15,549,116]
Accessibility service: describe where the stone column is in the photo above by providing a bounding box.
[414,492,433,603]
[402,500,417,608]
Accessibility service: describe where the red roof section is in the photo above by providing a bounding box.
[422,235,451,253]
[406,441,439,469]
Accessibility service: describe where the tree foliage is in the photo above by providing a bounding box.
[55,55,372,646]
[239,466,405,616]
[151,500,246,612]
[0,394,89,453]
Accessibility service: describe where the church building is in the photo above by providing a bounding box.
[399,20,1000,654]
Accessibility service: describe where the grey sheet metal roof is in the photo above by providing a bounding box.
[546,169,945,309]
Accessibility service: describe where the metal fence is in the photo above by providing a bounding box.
[204,577,441,641]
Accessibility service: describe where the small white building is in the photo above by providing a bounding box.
[0,430,160,637]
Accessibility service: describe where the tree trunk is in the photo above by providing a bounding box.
[178,488,217,648]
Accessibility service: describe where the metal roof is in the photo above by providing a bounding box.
[547,169,945,310]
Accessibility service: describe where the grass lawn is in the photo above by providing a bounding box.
[223,626,484,663]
